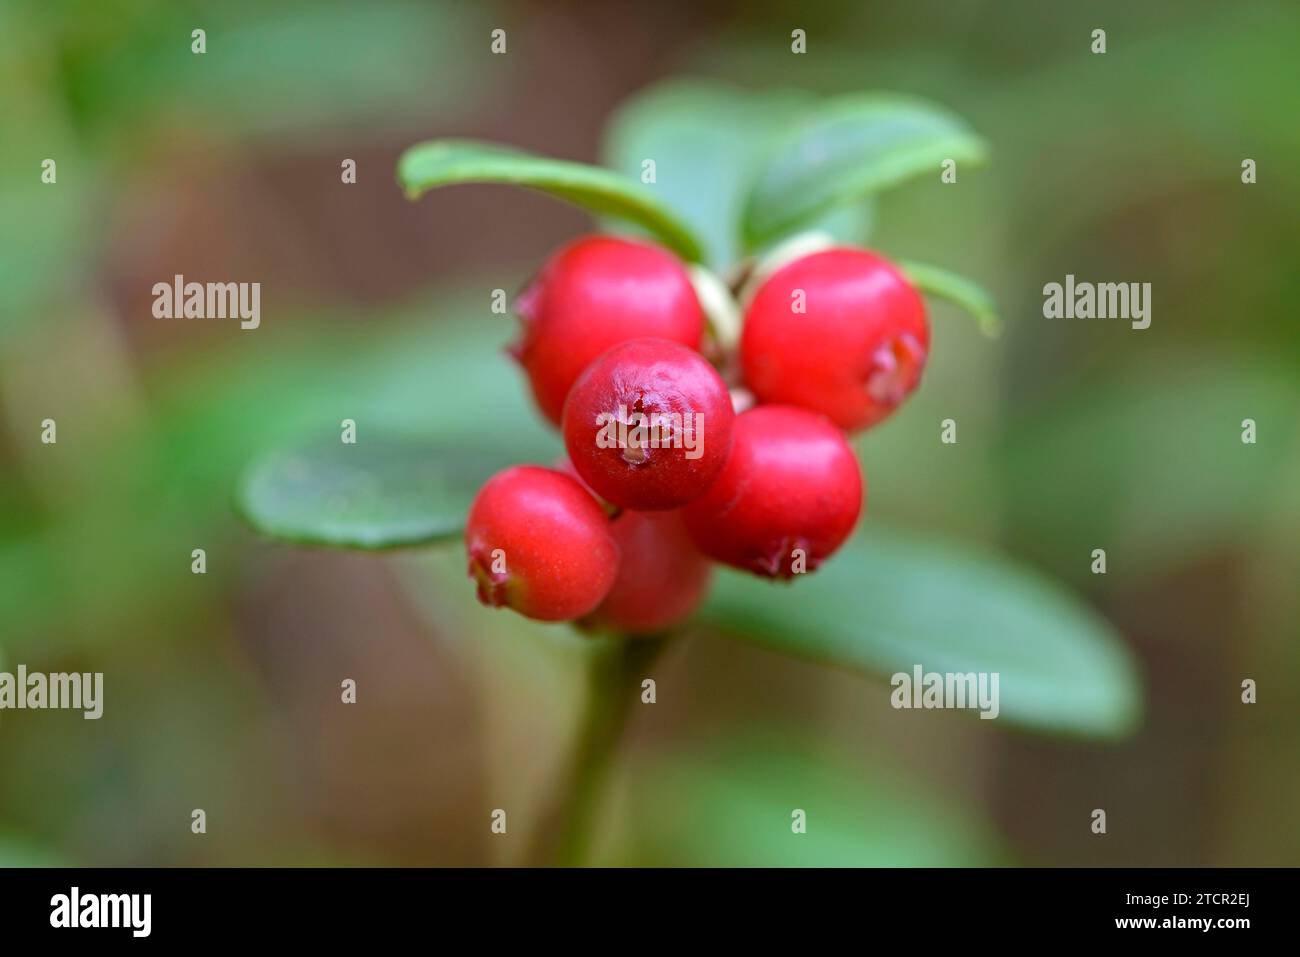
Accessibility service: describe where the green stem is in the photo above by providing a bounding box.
[531,633,668,867]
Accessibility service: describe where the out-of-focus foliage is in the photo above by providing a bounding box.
[12,0,483,141]
[0,0,485,343]
[604,734,1001,866]
[1003,354,1300,575]
[1,302,559,653]
[2,0,1297,867]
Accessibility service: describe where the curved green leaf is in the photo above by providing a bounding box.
[898,259,1002,337]
[603,79,874,269]
[695,530,1141,739]
[741,95,989,249]
[397,139,704,262]
[237,436,517,550]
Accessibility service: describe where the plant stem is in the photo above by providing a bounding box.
[530,633,668,867]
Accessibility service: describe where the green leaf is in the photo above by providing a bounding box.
[741,94,989,250]
[897,259,1002,337]
[237,435,517,551]
[602,79,875,269]
[695,530,1141,738]
[397,139,704,262]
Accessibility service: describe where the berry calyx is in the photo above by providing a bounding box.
[582,509,712,634]
[562,337,735,511]
[464,465,619,622]
[512,235,704,426]
[740,247,929,432]
[682,405,863,578]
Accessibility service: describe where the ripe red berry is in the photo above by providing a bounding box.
[682,405,862,578]
[512,234,704,426]
[464,465,619,622]
[740,247,929,432]
[583,509,712,634]
[562,337,735,511]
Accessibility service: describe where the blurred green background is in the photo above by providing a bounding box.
[1,0,1297,866]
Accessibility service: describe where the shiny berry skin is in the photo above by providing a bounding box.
[464,465,619,622]
[512,235,704,426]
[562,337,734,511]
[683,405,863,578]
[740,247,929,432]
[583,509,712,634]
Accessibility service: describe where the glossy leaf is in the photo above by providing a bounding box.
[237,436,516,551]
[602,79,874,269]
[397,139,704,262]
[695,530,1141,738]
[898,259,1003,337]
[741,94,989,249]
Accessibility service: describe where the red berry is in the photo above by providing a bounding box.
[740,247,929,432]
[464,465,619,621]
[513,235,704,425]
[562,337,735,511]
[583,509,712,634]
[682,405,862,578]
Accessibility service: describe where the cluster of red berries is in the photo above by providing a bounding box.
[465,234,929,631]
